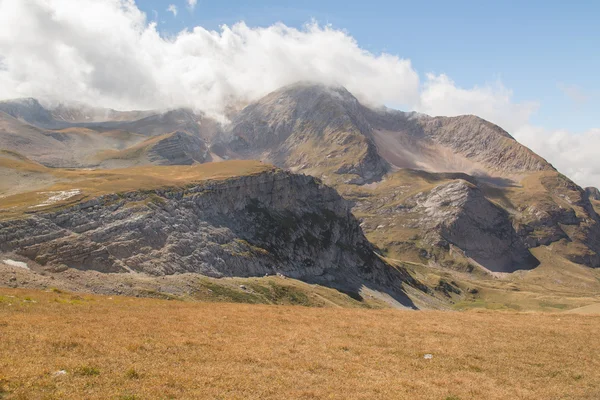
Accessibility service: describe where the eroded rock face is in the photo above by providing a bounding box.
[148,131,209,165]
[414,180,539,272]
[0,170,414,295]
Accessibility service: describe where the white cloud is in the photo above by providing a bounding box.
[187,0,198,11]
[0,0,597,187]
[167,4,177,17]
[514,126,600,189]
[418,74,538,133]
[0,0,419,114]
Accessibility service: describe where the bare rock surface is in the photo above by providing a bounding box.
[586,186,600,201]
[413,180,539,272]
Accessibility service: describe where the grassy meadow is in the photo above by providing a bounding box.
[0,157,274,219]
[1,288,599,400]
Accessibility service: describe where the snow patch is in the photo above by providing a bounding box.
[3,259,29,269]
[30,189,81,208]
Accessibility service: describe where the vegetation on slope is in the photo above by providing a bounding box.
[0,157,274,218]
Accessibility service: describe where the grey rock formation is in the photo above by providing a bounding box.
[413,180,539,272]
[147,131,209,165]
[0,169,418,303]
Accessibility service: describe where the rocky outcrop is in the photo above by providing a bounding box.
[413,180,539,272]
[147,131,209,165]
[586,187,600,201]
[0,170,417,299]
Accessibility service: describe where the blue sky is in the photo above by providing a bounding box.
[140,0,599,133]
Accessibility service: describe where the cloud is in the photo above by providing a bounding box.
[167,4,177,17]
[187,0,198,11]
[557,83,589,105]
[0,0,419,114]
[514,126,600,188]
[0,0,597,187]
[418,74,538,133]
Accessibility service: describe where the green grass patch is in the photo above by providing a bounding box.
[74,366,100,376]
[539,301,570,310]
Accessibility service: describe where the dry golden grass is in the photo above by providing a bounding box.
[1,288,599,400]
[0,159,274,218]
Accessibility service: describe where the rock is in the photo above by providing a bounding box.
[0,169,417,299]
[434,279,462,297]
[146,131,209,165]
[585,187,600,201]
[414,180,540,272]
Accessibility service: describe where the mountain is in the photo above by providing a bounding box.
[219,83,388,184]
[0,99,221,168]
[216,83,600,273]
[1,82,600,310]
[220,83,552,184]
[0,98,155,128]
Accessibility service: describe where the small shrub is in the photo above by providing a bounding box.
[52,340,79,351]
[119,395,139,400]
[74,366,100,376]
[125,368,140,379]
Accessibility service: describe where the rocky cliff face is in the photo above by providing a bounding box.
[147,131,209,165]
[586,187,600,201]
[0,169,416,298]
[412,180,540,272]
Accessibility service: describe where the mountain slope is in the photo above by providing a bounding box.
[0,99,222,168]
[219,83,600,278]
[220,83,554,185]
[365,108,552,178]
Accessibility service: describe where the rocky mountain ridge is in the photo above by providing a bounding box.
[0,165,420,306]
